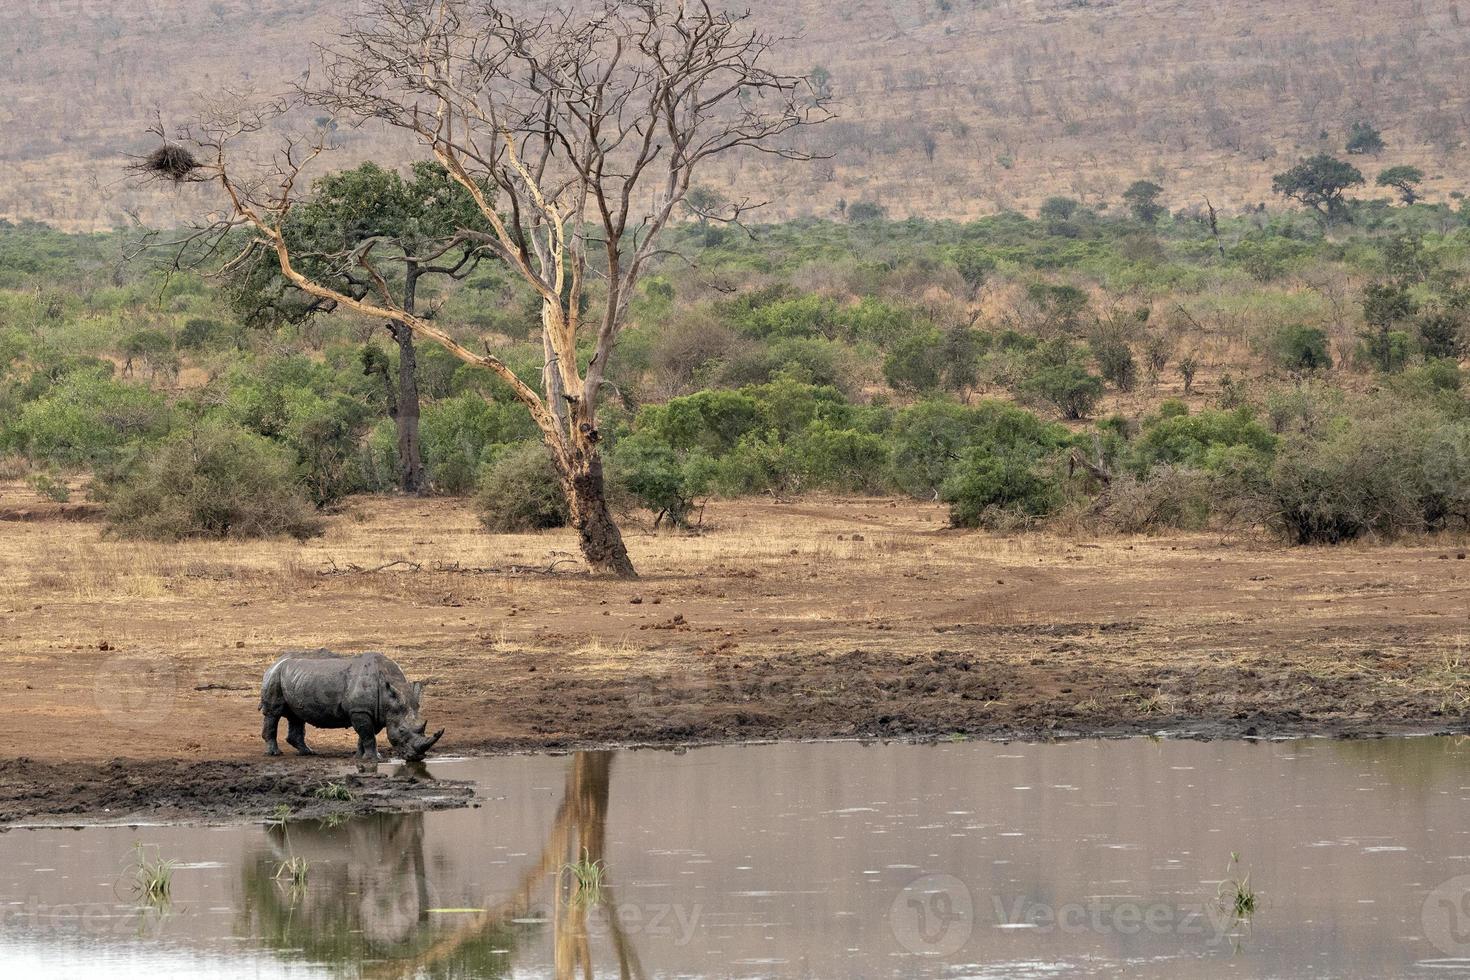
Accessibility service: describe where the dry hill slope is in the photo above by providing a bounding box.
[3,0,1469,230]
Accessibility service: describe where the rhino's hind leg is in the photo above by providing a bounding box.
[262,712,283,756]
[285,715,315,756]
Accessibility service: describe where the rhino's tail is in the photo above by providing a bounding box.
[259,657,287,713]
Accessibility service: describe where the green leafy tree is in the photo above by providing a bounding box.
[1360,281,1419,373]
[1346,121,1385,155]
[1270,324,1333,373]
[883,328,946,393]
[1376,165,1424,205]
[1021,364,1104,420]
[1271,155,1365,226]
[942,450,1060,528]
[1122,180,1166,224]
[611,431,713,528]
[226,162,492,496]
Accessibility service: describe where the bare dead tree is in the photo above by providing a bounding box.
[140,0,830,577]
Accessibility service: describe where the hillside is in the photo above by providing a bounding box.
[3,0,1470,230]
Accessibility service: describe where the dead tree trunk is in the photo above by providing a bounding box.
[559,435,634,578]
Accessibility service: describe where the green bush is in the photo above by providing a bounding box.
[788,421,890,492]
[1267,410,1464,543]
[1090,332,1138,391]
[1020,363,1104,420]
[104,422,324,542]
[611,431,713,527]
[15,369,172,467]
[1127,406,1277,474]
[637,389,763,456]
[942,449,1061,528]
[473,442,569,532]
[421,392,538,494]
[1270,324,1332,372]
[883,327,945,393]
[889,399,1069,498]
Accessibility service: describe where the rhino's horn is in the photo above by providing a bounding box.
[408,728,444,760]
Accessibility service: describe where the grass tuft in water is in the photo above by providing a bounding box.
[1217,852,1257,920]
[274,855,310,887]
[124,842,177,906]
[266,804,292,829]
[560,849,606,906]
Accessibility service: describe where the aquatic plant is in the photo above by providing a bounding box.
[560,849,607,906]
[274,855,310,888]
[1217,852,1256,920]
[124,842,177,906]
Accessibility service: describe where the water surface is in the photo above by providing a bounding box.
[1,737,1469,978]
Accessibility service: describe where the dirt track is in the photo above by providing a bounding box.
[0,493,1467,821]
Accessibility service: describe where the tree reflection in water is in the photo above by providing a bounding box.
[237,750,644,978]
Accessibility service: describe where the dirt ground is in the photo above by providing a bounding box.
[0,491,1467,822]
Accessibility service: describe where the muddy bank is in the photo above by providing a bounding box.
[0,756,476,826]
[0,495,1466,822]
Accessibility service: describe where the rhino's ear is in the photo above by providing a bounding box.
[384,682,403,704]
[412,681,425,701]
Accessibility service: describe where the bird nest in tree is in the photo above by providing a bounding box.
[131,143,203,183]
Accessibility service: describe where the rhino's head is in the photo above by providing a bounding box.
[383,679,444,761]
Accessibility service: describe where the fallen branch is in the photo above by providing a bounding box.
[317,558,423,576]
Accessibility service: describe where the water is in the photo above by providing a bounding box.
[1,737,1469,978]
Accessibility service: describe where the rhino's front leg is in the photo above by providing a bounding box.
[351,713,380,761]
[285,715,315,756]
[262,712,282,757]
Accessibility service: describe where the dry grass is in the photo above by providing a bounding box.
[0,491,1467,761]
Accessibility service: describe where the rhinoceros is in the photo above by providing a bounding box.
[260,650,444,761]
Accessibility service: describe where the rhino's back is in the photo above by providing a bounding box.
[263,649,373,728]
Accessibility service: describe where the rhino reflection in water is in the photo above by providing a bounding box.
[238,811,458,959]
[236,752,645,979]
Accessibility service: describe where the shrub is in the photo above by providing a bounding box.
[1021,363,1104,420]
[788,421,890,492]
[637,389,762,456]
[1090,332,1138,391]
[1270,324,1332,372]
[473,442,569,533]
[883,328,945,393]
[421,393,537,494]
[942,449,1061,528]
[611,431,713,527]
[178,317,232,351]
[104,422,324,541]
[1417,309,1465,361]
[890,399,1070,498]
[1094,467,1213,533]
[1267,411,1458,544]
[16,369,172,467]
[1127,406,1276,474]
